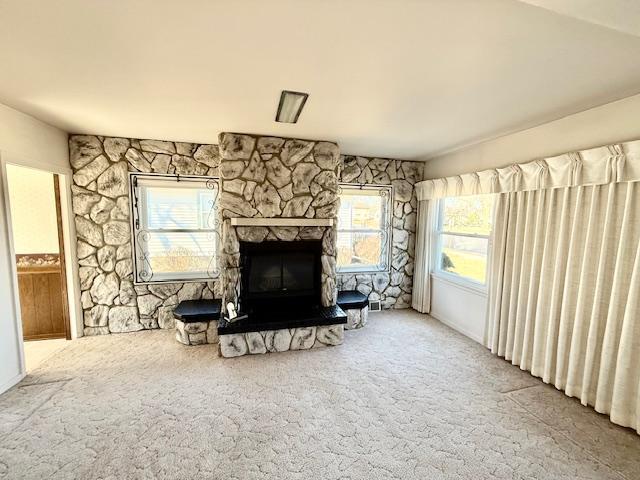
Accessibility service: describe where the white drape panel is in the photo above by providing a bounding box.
[412,200,435,313]
[415,140,640,200]
[486,182,640,433]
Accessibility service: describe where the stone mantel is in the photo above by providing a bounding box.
[229,218,334,227]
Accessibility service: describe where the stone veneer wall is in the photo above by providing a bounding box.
[69,134,421,336]
[337,156,423,309]
[69,135,220,335]
[217,133,340,311]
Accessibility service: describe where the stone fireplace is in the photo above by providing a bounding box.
[218,133,340,313]
[216,133,345,356]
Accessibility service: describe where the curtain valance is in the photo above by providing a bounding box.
[416,139,640,200]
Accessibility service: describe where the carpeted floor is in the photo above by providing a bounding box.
[23,338,69,373]
[0,310,638,479]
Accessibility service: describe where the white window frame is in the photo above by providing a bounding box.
[432,195,494,293]
[129,173,220,284]
[336,183,392,274]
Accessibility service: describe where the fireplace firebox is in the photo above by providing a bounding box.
[239,240,322,316]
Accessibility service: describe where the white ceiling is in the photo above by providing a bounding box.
[1,0,640,161]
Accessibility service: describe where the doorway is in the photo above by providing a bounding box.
[6,164,71,371]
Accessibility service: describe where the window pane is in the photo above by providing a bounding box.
[338,193,383,229]
[142,231,215,277]
[133,176,219,283]
[440,234,488,283]
[441,194,493,235]
[145,187,215,230]
[337,186,391,272]
[337,231,383,270]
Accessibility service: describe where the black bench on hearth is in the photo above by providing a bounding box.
[217,305,346,335]
[174,299,221,345]
[337,290,369,330]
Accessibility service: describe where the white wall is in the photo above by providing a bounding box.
[6,165,59,254]
[429,275,486,344]
[424,93,640,179]
[0,103,70,394]
[423,93,640,345]
[0,103,70,171]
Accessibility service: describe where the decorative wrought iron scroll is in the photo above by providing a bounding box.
[335,183,393,273]
[136,230,154,282]
[377,186,391,272]
[131,174,221,283]
[205,179,221,279]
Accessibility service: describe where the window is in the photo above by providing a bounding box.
[130,174,219,283]
[435,194,494,286]
[337,185,391,273]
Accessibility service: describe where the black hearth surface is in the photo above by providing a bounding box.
[174,299,222,323]
[217,305,347,335]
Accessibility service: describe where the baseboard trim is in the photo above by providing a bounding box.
[0,371,26,395]
[430,311,484,344]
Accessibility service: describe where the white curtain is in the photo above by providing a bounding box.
[412,199,434,313]
[486,181,640,433]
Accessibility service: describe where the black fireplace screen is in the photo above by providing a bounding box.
[239,240,322,313]
[248,252,315,293]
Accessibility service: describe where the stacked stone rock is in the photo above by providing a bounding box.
[337,156,423,309]
[217,133,341,311]
[346,306,368,330]
[175,319,218,346]
[219,325,344,358]
[69,135,220,335]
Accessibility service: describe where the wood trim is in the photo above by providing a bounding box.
[54,175,71,340]
[18,267,62,275]
[24,332,68,341]
[16,254,60,272]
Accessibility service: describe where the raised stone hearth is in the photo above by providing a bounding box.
[219,324,344,358]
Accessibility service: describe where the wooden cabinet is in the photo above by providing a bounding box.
[17,255,69,340]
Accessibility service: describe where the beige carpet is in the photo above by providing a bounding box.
[0,310,638,479]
